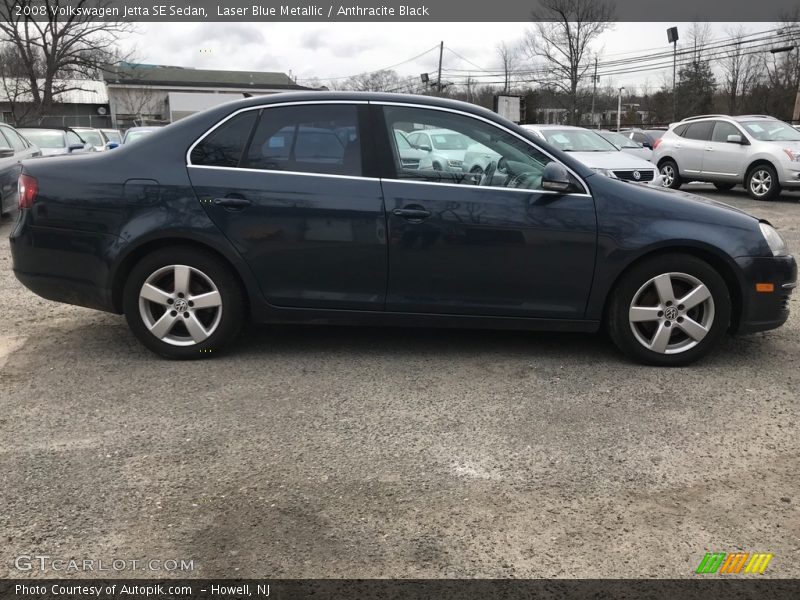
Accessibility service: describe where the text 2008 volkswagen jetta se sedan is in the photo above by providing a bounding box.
[9,93,797,365]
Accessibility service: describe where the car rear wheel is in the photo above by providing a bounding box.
[746,164,780,201]
[123,247,244,359]
[713,182,735,191]
[658,160,682,189]
[607,254,731,366]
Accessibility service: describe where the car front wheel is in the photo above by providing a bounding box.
[607,254,731,366]
[746,164,780,201]
[123,246,245,359]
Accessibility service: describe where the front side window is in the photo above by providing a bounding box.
[384,105,577,192]
[243,104,362,176]
[67,131,84,146]
[711,121,742,143]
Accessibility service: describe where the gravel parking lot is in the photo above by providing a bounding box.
[1,185,798,579]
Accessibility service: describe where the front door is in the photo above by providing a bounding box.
[701,120,749,179]
[378,104,597,319]
[187,102,387,311]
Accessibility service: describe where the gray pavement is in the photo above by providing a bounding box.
[1,185,798,578]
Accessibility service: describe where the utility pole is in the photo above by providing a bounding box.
[437,41,444,94]
[667,27,679,121]
[590,57,598,129]
[617,86,625,131]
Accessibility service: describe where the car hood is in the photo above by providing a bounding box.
[566,150,654,170]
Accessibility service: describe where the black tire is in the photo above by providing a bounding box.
[607,254,731,367]
[658,159,683,189]
[123,246,245,359]
[713,182,735,191]
[745,164,780,201]
[432,162,443,171]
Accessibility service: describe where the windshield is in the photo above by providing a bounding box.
[429,132,470,150]
[20,130,65,149]
[540,129,619,152]
[394,130,412,150]
[599,131,640,149]
[740,121,800,142]
[77,130,103,146]
[125,130,153,143]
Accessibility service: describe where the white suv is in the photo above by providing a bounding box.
[652,114,800,200]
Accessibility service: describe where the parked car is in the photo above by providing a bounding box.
[392,129,428,170]
[123,126,163,144]
[619,128,667,149]
[461,141,501,176]
[405,128,471,172]
[100,128,123,146]
[522,125,659,183]
[0,123,41,216]
[9,93,796,366]
[597,130,653,161]
[72,126,119,151]
[17,127,94,157]
[653,114,800,200]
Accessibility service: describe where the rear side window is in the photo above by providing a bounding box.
[711,121,741,143]
[242,104,361,176]
[684,122,713,141]
[672,124,688,137]
[1,127,27,151]
[191,111,258,167]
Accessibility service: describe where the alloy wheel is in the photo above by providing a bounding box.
[749,169,772,197]
[660,164,675,187]
[138,264,223,346]
[628,272,715,355]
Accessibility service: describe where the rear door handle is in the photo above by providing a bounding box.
[393,207,431,220]
[213,196,251,210]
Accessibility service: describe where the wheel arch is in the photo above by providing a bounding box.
[601,245,743,333]
[110,236,251,317]
[743,158,777,186]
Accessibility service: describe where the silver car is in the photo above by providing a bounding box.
[597,130,653,161]
[17,127,94,157]
[652,114,800,200]
[405,128,470,172]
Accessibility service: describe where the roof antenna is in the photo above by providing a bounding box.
[242,92,252,98]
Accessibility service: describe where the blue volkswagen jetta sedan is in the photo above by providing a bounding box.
[9,93,797,366]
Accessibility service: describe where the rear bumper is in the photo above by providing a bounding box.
[734,255,796,334]
[10,218,119,313]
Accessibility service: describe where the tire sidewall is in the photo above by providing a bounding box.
[123,247,244,359]
[608,254,732,366]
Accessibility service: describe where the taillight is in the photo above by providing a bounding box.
[652,138,662,150]
[18,173,38,209]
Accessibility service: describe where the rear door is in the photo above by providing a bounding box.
[187,102,387,311]
[377,103,596,319]
[679,121,713,176]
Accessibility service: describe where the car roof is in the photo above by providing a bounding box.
[522,124,587,131]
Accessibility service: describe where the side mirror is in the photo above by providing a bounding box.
[418,144,432,152]
[68,143,85,152]
[0,147,14,158]
[541,162,573,193]
[105,142,119,150]
[726,134,743,144]
[642,141,653,149]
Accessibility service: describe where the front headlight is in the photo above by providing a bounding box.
[782,149,800,162]
[591,168,618,178]
[447,159,463,168]
[759,222,789,256]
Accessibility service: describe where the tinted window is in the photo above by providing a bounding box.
[383,105,574,192]
[191,111,258,167]
[672,124,688,137]
[711,121,741,143]
[632,132,647,144]
[1,127,26,151]
[684,122,713,141]
[243,104,361,176]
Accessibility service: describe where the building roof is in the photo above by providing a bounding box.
[0,79,108,104]
[101,63,308,91]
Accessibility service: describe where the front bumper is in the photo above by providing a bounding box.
[734,255,796,334]
[778,162,800,188]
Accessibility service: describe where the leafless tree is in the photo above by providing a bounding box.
[496,41,520,93]
[336,69,405,92]
[0,0,135,124]
[719,26,759,114]
[523,0,614,125]
[687,22,712,63]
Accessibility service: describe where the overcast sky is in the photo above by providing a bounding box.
[119,22,763,91]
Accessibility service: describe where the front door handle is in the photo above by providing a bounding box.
[393,207,431,221]
[213,196,251,210]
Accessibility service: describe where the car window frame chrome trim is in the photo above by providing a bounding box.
[186,98,591,197]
